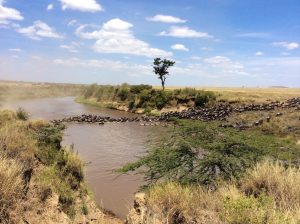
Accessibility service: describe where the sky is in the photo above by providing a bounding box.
[0,0,299,87]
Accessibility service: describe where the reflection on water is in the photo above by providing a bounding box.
[1,97,149,218]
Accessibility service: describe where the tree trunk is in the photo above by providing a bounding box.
[161,80,165,91]
[161,79,165,91]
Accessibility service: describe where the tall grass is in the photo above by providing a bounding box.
[0,109,88,221]
[134,160,300,224]
[0,155,24,223]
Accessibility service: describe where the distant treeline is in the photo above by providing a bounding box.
[81,84,216,112]
[0,82,85,101]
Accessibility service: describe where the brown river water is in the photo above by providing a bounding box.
[0,97,152,218]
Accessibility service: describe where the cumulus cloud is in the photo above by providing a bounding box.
[0,0,23,24]
[171,44,189,51]
[255,51,263,56]
[59,0,102,12]
[159,26,212,38]
[76,18,172,58]
[47,4,54,11]
[146,15,186,23]
[16,20,63,40]
[204,56,247,75]
[273,42,299,50]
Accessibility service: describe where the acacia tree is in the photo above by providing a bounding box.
[153,58,175,90]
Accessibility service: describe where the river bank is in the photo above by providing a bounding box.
[0,97,149,219]
[0,110,122,223]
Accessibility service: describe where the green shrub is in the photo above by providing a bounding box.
[83,83,97,98]
[117,88,130,101]
[154,91,170,110]
[144,107,152,114]
[222,194,286,224]
[31,123,63,150]
[130,84,152,94]
[137,89,152,108]
[128,100,135,110]
[119,120,299,186]
[16,107,29,120]
[195,91,216,107]
[82,203,88,215]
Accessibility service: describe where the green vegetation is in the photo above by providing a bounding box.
[119,120,299,186]
[0,110,88,222]
[79,83,216,112]
[16,107,30,120]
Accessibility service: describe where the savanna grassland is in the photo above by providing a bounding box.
[1,82,299,224]
[110,86,300,224]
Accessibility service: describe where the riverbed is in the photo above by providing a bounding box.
[0,97,150,218]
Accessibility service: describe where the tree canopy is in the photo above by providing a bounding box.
[153,58,175,90]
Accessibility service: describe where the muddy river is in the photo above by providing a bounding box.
[0,97,151,218]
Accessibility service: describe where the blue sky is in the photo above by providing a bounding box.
[0,0,299,87]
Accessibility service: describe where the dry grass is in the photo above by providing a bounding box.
[241,160,300,210]
[147,183,221,224]
[0,121,37,167]
[0,154,24,223]
[226,109,300,138]
[160,86,300,104]
[131,160,300,224]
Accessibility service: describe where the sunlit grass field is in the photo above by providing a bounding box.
[160,86,300,103]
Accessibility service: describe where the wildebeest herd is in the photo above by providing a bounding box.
[51,97,300,128]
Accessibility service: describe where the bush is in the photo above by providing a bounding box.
[195,91,216,107]
[117,88,130,101]
[154,91,170,110]
[137,89,152,108]
[128,100,135,110]
[16,107,29,120]
[130,84,152,94]
[83,83,97,98]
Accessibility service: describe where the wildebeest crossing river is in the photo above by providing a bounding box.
[1,96,299,218]
[0,97,150,219]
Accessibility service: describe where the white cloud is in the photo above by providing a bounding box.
[273,42,299,50]
[191,56,202,60]
[47,4,54,11]
[0,0,23,24]
[236,32,269,38]
[76,18,172,58]
[60,42,81,53]
[146,15,186,23]
[171,44,189,51]
[204,56,247,75]
[8,48,24,52]
[53,57,152,76]
[68,19,78,26]
[255,51,263,56]
[16,20,63,40]
[159,26,212,38]
[59,0,102,12]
